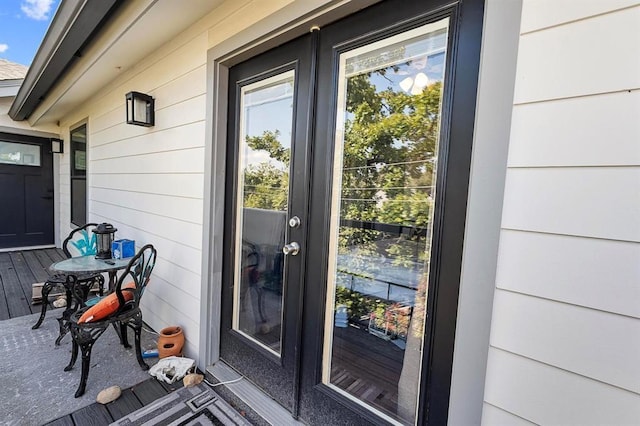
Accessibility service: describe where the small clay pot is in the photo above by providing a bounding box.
[157,326,185,358]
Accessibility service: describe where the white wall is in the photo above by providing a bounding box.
[54,0,301,363]
[482,1,640,424]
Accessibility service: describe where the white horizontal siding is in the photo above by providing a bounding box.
[509,91,640,167]
[514,6,640,104]
[91,148,205,174]
[485,3,640,424]
[91,119,205,158]
[491,289,640,393]
[520,0,640,33]
[91,201,202,253]
[501,167,640,242]
[76,31,209,359]
[496,230,640,318]
[484,349,640,425]
[90,66,206,135]
[91,173,204,199]
[91,187,203,224]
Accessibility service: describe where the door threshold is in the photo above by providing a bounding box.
[207,361,304,426]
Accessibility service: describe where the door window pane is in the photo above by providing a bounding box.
[0,141,40,166]
[70,124,87,226]
[233,71,295,356]
[323,19,449,425]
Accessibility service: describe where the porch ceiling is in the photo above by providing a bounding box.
[20,0,224,126]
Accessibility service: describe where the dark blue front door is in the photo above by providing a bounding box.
[0,133,54,248]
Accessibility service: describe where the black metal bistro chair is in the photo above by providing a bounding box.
[32,223,105,345]
[64,244,157,397]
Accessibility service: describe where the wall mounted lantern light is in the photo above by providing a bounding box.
[125,91,155,127]
[50,138,64,154]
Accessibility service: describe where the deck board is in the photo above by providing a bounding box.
[0,252,33,317]
[46,247,66,263]
[106,388,144,420]
[71,403,114,425]
[34,249,57,275]
[8,252,38,302]
[0,248,65,320]
[22,250,52,283]
[131,377,169,405]
[42,415,75,426]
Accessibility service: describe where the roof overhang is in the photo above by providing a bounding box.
[9,0,226,126]
[9,0,123,121]
[0,79,24,97]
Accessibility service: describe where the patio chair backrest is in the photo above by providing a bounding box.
[62,223,99,258]
[112,244,157,312]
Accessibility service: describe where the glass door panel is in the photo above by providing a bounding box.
[233,71,295,356]
[322,19,449,425]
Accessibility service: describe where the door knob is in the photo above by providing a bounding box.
[282,242,300,256]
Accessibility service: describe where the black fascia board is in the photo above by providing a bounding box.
[9,0,124,121]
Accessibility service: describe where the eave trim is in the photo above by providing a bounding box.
[9,0,124,121]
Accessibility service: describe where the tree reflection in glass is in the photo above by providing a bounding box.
[324,20,449,425]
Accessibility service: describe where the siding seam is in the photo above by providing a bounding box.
[492,287,640,320]
[89,185,203,200]
[91,145,204,162]
[506,165,640,169]
[488,347,640,396]
[519,4,640,36]
[91,119,206,149]
[513,88,640,106]
[500,227,640,244]
[482,401,540,425]
[88,198,203,226]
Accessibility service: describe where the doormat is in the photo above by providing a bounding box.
[110,382,251,426]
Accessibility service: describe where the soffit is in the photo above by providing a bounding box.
[31,0,224,126]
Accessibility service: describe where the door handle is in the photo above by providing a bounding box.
[282,242,300,256]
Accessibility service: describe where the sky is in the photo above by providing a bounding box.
[0,0,59,66]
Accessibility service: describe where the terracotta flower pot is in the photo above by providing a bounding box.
[157,326,185,358]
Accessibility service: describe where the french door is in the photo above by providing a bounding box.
[220,0,483,424]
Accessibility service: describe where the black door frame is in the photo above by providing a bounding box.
[209,0,484,424]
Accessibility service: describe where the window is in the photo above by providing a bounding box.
[0,141,41,166]
[70,124,87,226]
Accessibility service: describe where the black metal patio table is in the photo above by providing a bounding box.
[48,256,131,343]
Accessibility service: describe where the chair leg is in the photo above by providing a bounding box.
[120,322,130,348]
[64,337,79,372]
[55,317,67,346]
[132,318,149,370]
[32,282,53,329]
[75,340,94,398]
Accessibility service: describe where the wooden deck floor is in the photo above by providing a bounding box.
[0,248,66,320]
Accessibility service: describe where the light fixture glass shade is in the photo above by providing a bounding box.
[126,91,155,127]
[50,138,64,154]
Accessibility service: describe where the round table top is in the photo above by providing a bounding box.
[50,256,131,274]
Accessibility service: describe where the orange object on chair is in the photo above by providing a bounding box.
[78,282,136,323]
